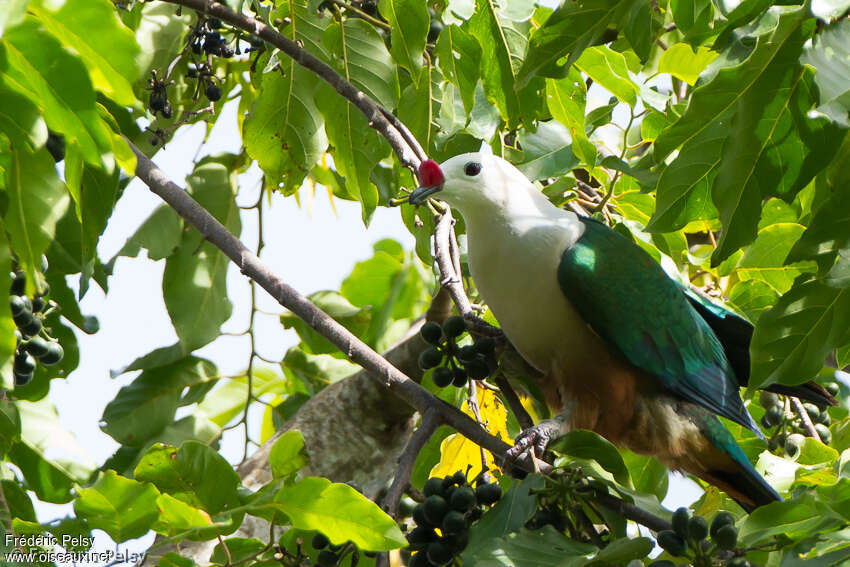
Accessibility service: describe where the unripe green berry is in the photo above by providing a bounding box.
[671,507,690,539]
[656,530,687,556]
[688,515,708,542]
[713,524,738,550]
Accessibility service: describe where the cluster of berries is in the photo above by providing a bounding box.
[418,317,497,388]
[147,72,174,119]
[9,269,63,386]
[760,390,835,455]
[307,532,375,567]
[406,472,502,567]
[653,508,747,567]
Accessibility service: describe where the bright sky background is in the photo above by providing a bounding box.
[37,91,701,565]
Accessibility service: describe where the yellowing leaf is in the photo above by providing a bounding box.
[430,388,509,479]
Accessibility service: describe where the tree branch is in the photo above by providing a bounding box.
[159,0,424,171]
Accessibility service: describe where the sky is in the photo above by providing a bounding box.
[33,92,702,564]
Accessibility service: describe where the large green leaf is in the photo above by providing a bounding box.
[750,281,850,388]
[244,65,327,195]
[0,400,20,457]
[658,43,718,86]
[2,146,69,294]
[467,0,527,126]
[281,290,371,354]
[134,2,191,74]
[0,17,110,165]
[0,83,45,148]
[550,430,630,486]
[574,46,638,106]
[786,182,850,273]
[465,525,596,567]
[134,442,242,516]
[74,471,160,543]
[30,0,142,105]
[264,477,407,551]
[802,18,850,127]
[735,222,816,294]
[379,0,428,85]
[514,121,579,181]
[435,24,481,113]
[0,228,16,375]
[101,357,218,446]
[0,0,28,39]
[277,0,330,62]
[516,0,622,88]
[322,18,398,109]
[159,159,240,357]
[670,0,715,41]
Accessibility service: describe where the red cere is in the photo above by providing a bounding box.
[419,159,444,187]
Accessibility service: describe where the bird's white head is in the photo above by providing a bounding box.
[410,152,538,217]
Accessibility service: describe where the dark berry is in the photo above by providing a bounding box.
[710,511,735,539]
[759,391,779,408]
[20,316,42,338]
[149,92,165,112]
[408,552,429,567]
[13,351,36,375]
[452,368,468,387]
[671,507,690,539]
[442,316,465,339]
[418,347,443,370]
[205,83,222,101]
[463,359,489,379]
[10,295,27,316]
[825,382,840,397]
[688,515,708,542]
[713,524,738,550]
[422,495,448,525]
[38,342,63,366]
[451,470,467,485]
[803,402,821,421]
[816,423,831,444]
[473,337,495,355]
[457,345,477,364]
[656,530,687,556]
[441,511,466,535]
[412,504,431,528]
[421,321,443,345]
[14,369,33,386]
[424,477,444,498]
[432,367,453,388]
[10,271,26,296]
[475,482,501,505]
[427,20,442,43]
[450,487,474,512]
[406,526,437,550]
[24,336,50,358]
[187,64,198,78]
[312,532,329,550]
[32,296,45,313]
[442,529,468,552]
[425,541,452,566]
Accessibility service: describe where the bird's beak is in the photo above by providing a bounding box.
[408,184,443,205]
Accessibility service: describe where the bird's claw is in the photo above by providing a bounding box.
[504,419,563,469]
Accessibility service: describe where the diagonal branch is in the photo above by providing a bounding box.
[159,0,425,171]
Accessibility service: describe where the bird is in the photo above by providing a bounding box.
[408,150,836,511]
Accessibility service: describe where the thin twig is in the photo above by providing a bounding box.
[790,396,821,442]
[384,410,440,517]
[593,491,672,533]
[493,374,533,430]
[433,210,472,316]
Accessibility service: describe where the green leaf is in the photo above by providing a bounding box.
[517,0,622,88]
[74,471,160,543]
[0,400,20,457]
[397,66,442,154]
[0,0,28,39]
[244,65,327,195]
[435,24,481,113]
[728,279,777,322]
[826,248,850,288]
[316,84,388,223]
[464,525,596,567]
[1,16,110,165]
[284,347,359,389]
[134,442,242,516]
[134,2,191,74]
[269,430,309,479]
[101,357,218,446]
[551,431,630,485]
[30,0,142,105]
[323,18,398,109]
[464,475,544,558]
[0,83,45,147]
[3,146,69,294]
[196,367,287,427]
[158,552,198,567]
[268,477,406,551]
[670,0,714,41]
[0,228,16,375]
[282,291,371,354]
[546,69,586,134]
[659,43,718,85]
[514,121,579,180]
[787,185,850,272]
[161,159,239,353]
[735,222,816,294]
[800,19,850,123]
[379,0,428,84]
[589,536,653,565]
[111,204,183,263]
[575,46,638,106]
[621,450,668,501]
[738,494,844,546]
[467,0,526,125]
[750,281,850,389]
[211,538,266,564]
[276,0,330,63]
[153,493,214,539]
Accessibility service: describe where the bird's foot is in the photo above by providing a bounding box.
[505,418,566,465]
[462,313,505,341]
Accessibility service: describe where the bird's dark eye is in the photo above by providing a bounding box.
[464,162,481,176]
